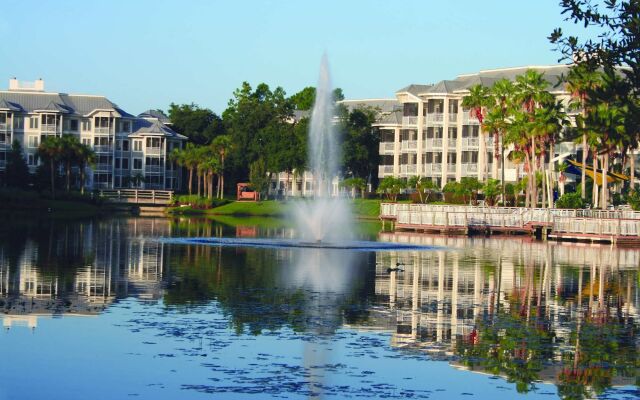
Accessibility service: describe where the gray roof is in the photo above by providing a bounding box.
[131,118,187,140]
[0,91,134,117]
[292,109,310,121]
[0,98,22,111]
[376,109,403,125]
[139,109,171,124]
[396,65,573,96]
[338,99,399,114]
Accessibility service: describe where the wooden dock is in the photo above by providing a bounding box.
[380,203,640,245]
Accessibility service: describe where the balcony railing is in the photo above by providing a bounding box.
[423,163,442,176]
[462,137,479,147]
[0,123,8,131]
[94,145,113,153]
[41,124,57,133]
[461,114,479,124]
[94,127,110,134]
[400,140,418,151]
[424,138,443,149]
[448,113,458,123]
[145,165,163,174]
[447,164,456,173]
[94,163,112,171]
[424,113,443,124]
[378,165,394,177]
[0,160,5,169]
[461,164,478,175]
[146,147,162,155]
[448,139,457,149]
[378,142,395,153]
[402,116,418,126]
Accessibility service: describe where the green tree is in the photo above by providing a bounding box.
[211,134,233,198]
[168,103,224,145]
[341,107,379,180]
[483,178,501,206]
[74,142,95,194]
[249,158,269,199]
[376,176,405,202]
[340,177,366,199]
[4,140,29,188]
[407,176,437,203]
[37,136,64,199]
[290,87,345,110]
[462,84,493,181]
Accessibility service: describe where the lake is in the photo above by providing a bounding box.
[0,216,638,399]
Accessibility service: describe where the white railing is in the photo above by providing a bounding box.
[379,142,395,153]
[425,113,444,124]
[41,124,56,133]
[145,165,162,173]
[424,138,443,149]
[0,123,8,131]
[401,140,418,151]
[462,137,479,147]
[146,147,162,155]
[447,164,456,173]
[378,165,394,176]
[462,114,479,124]
[94,163,112,171]
[94,127,110,134]
[461,164,478,174]
[423,164,442,175]
[99,189,173,205]
[94,145,113,153]
[448,113,458,123]
[402,116,418,126]
[448,139,456,149]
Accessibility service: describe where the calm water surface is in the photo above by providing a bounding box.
[0,216,638,399]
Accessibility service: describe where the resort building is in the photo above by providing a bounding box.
[375,65,579,187]
[0,78,186,190]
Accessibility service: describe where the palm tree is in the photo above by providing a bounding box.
[37,136,64,199]
[75,143,95,194]
[211,135,232,199]
[60,134,80,192]
[183,143,199,195]
[566,64,603,199]
[462,85,493,181]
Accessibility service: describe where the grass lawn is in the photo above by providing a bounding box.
[167,198,384,219]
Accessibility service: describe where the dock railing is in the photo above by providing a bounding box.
[99,189,173,205]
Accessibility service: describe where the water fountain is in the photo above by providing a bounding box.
[290,54,352,244]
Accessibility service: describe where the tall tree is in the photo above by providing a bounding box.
[168,103,224,145]
[37,136,64,199]
[211,135,233,199]
[341,107,379,181]
[4,140,29,188]
[462,84,493,181]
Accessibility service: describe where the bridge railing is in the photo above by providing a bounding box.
[99,189,173,205]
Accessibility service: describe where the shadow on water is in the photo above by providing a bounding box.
[0,216,638,399]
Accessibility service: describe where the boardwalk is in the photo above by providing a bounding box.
[99,189,173,206]
[380,203,640,245]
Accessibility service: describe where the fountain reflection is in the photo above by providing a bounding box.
[368,232,639,398]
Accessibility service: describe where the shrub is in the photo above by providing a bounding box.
[555,192,585,209]
[174,195,230,209]
[628,189,640,211]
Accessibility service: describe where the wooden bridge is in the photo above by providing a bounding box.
[98,189,173,206]
[380,203,640,245]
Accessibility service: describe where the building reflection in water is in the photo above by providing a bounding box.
[0,219,171,330]
[371,232,639,397]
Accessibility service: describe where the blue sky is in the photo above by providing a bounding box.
[0,0,577,114]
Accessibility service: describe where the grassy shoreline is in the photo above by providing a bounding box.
[167,199,382,220]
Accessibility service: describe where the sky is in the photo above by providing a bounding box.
[0,0,581,115]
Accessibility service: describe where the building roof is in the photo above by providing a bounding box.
[0,90,134,117]
[0,98,22,111]
[396,64,573,98]
[138,109,171,124]
[131,118,187,140]
[338,98,399,114]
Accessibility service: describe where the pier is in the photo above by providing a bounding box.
[98,189,173,206]
[380,203,640,245]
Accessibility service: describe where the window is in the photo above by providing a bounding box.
[146,137,161,148]
[133,158,142,169]
[82,138,91,146]
[69,119,79,131]
[29,117,39,129]
[115,158,121,169]
[122,140,129,151]
[0,133,6,144]
[82,120,91,131]
[133,140,142,151]
[0,114,6,124]
[403,103,418,117]
[13,116,24,130]
[122,158,129,169]
[28,153,39,166]
[28,136,39,148]
[121,121,130,132]
[95,117,110,128]
[0,152,5,162]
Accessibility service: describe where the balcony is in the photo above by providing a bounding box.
[424,138,443,149]
[0,123,8,131]
[94,127,110,134]
[145,165,163,174]
[94,163,112,172]
[94,145,113,153]
[462,114,479,124]
[146,147,162,155]
[400,164,417,176]
[400,140,418,151]
[0,160,5,169]
[424,113,443,125]
[447,164,456,173]
[448,113,458,123]
[448,140,456,149]
[378,165,394,177]
[378,142,395,154]
[461,164,478,175]
[402,116,418,126]
[41,124,57,133]
[462,137,479,148]
[423,163,442,176]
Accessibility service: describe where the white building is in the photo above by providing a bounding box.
[375,65,579,187]
[0,78,186,190]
